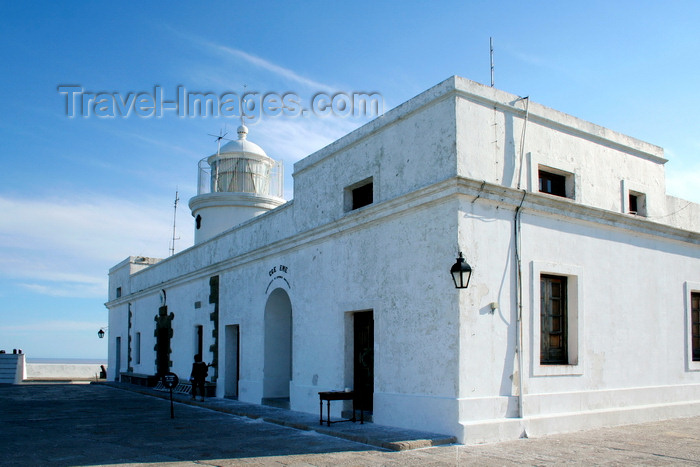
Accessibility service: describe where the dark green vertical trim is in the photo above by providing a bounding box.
[154,305,174,376]
[127,304,133,372]
[209,275,219,382]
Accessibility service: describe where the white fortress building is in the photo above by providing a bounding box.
[106,76,700,443]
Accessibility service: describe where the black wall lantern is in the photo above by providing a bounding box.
[450,252,473,289]
[97,328,107,339]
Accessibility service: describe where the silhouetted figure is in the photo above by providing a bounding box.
[190,354,208,401]
[99,365,107,379]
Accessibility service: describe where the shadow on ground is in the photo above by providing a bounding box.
[0,384,382,465]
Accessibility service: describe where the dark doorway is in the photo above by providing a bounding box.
[196,325,203,358]
[353,311,374,412]
[115,337,121,382]
[263,289,292,408]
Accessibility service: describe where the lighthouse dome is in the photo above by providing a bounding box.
[202,125,280,196]
[208,125,268,163]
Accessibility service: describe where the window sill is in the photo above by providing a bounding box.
[533,363,583,377]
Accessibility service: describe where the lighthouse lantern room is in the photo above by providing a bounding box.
[188,125,285,244]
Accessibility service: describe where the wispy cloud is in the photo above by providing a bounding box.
[0,116,365,301]
[0,194,193,298]
[165,26,335,92]
[213,44,333,92]
[256,116,362,160]
[0,29,376,303]
[0,257,104,286]
[99,126,202,159]
[18,281,105,298]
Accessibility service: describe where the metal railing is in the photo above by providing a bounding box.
[197,157,283,198]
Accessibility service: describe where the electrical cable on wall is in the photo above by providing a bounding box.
[648,201,693,219]
[516,97,530,190]
[513,190,527,419]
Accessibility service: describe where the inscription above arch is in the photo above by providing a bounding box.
[266,263,290,293]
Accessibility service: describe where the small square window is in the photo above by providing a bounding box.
[539,169,567,197]
[628,191,646,216]
[344,177,373,211]
[352,183,373,209]
[628,193,638,213]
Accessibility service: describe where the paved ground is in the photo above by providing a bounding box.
[0,383,698,466]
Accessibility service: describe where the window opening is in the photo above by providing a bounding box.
[352,182,373,210]
[344,177,374,212]
[692,292,700,362]
[538,170,567,197]
[541,275,568,364]
[627,191,646,216]
[116,287,122,298]
[628,193,638,214]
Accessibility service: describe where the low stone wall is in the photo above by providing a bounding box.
[26,363,105,381]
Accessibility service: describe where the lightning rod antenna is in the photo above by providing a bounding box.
[169,189,180,256]
[241,84,247,126]
[207,127,233,192]
[490,37,495,87]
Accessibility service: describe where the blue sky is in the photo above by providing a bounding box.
[1,1,699,359]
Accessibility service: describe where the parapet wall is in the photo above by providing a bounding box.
[26,363,105,381]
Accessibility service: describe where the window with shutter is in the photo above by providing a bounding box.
[692,292,700,362]
[541,275,568,364]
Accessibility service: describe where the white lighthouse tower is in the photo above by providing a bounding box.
[189,125,285,244]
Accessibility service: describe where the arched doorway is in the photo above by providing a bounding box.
[263,288,292,408]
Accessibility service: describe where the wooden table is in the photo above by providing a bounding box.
[318,391,364,426]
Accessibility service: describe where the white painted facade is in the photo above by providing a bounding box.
[106,76,700,443]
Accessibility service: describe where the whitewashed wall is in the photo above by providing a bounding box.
[453,188,700,443]
[107,76,700,443]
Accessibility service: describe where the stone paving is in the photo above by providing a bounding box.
[0,383,698,466]
[106,381,455,451]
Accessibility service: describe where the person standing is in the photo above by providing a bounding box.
[190,354,208,401]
